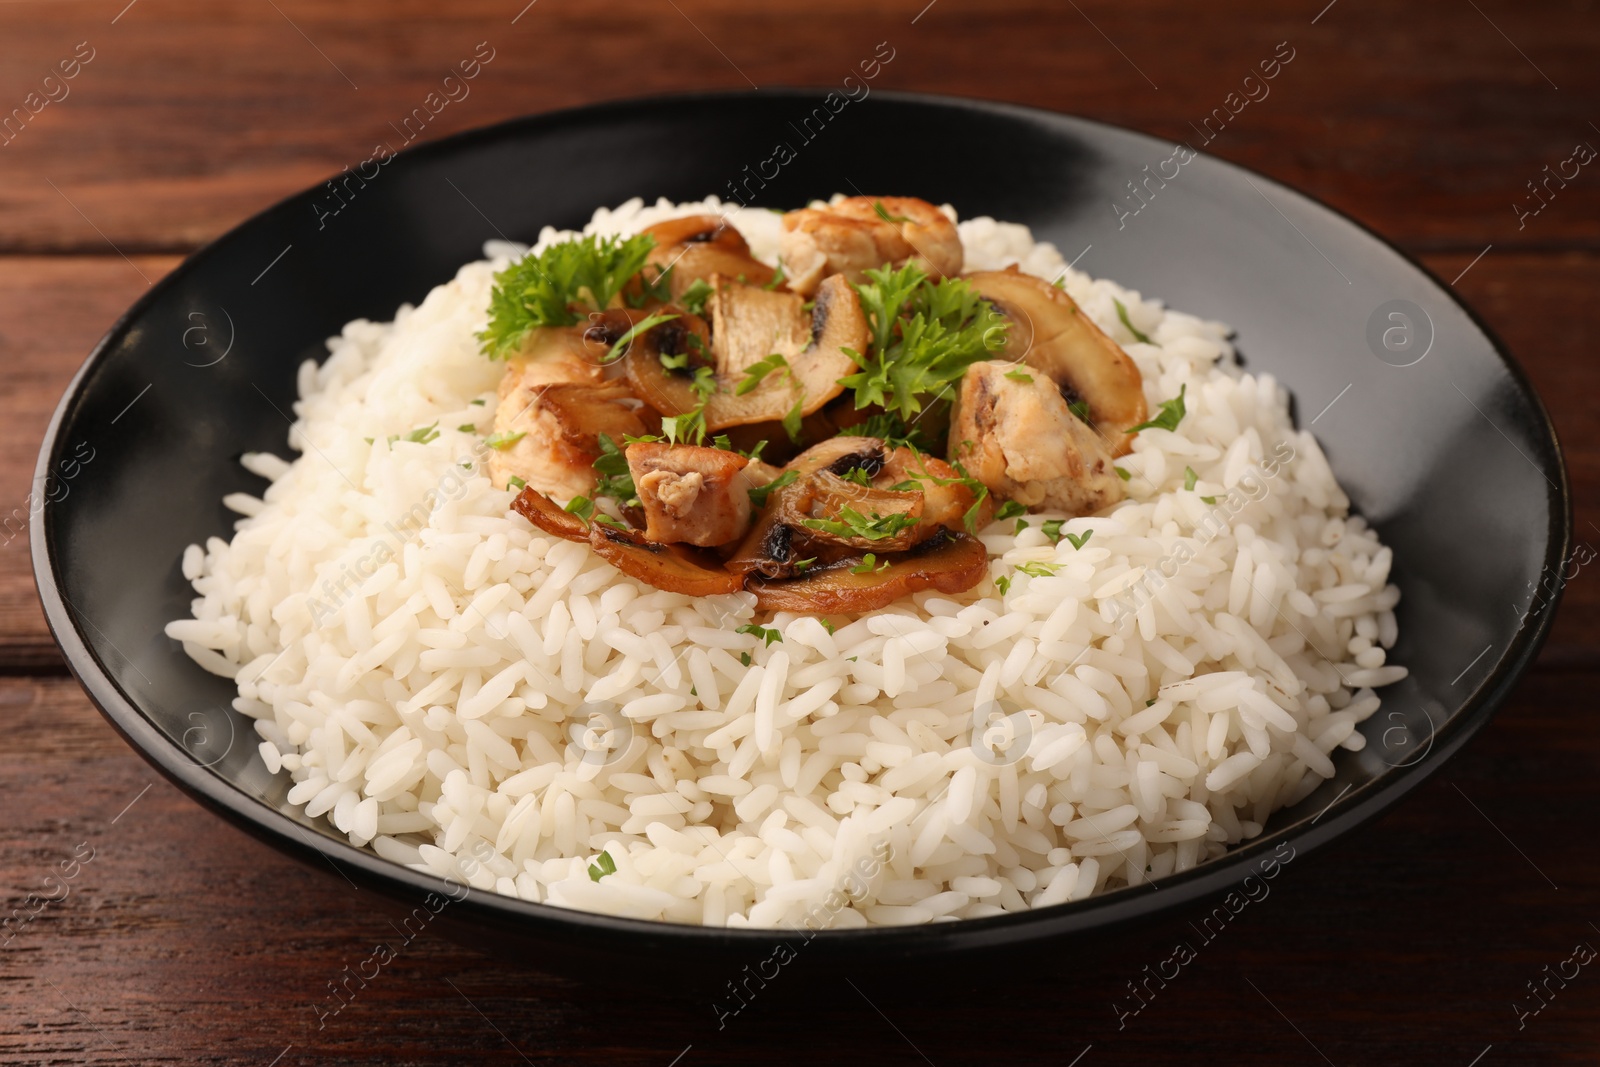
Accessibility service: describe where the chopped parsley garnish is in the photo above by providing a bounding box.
[746,469,798,508]
[507,475,527,491]
[850,553,891,574]
[1115,466,1132,482]
[1128,384,1187,435]
[892,453,991,534]
[838,264,1007,423]
[587,850,617,882]
[995,575,1012,596]
[793,557,817,573]
[660,367,717,445]
[1041,518,1065,543]
[1016,561,1061,578]
[782,392,806,445]
[679,278,714,317]
[737,352,790,396]
[736,622,783,646]
[764,263,788,291]
[1183,466,1199,492]
[603,312,679,364]
[626,264,675,308]
[484,430,526,451]
[839,466,874,487]
[820,619,836,635]
[457,423,477,433]
[1068,399,1093,424]
[594,512,630,531]
[739,651,753,666]
[470,398,487,406]
[872,200,913,224]
[1114,298,1153,345]
[479,233,656,358]
[1201,493,1219,505]
[387,421,440,446]
[995,500,1027,521]
[564,495,596,521]
[802,507,919,541]
[1014,518,1029,535]
[1063,529,1093,550]
[592,433,639,508]
[1004,367,1034,384]
[837,411,939,452]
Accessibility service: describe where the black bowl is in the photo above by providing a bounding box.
[32,90,1569,973]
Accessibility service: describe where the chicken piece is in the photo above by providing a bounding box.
[877,446,994,536]
[636,215,775,301]
[626,442,755,547]
[488,377,650,500]
[964,269,1147,456]
[779,196,963,296]
[950,361,1124,515]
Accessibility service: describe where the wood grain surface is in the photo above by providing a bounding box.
[0,0,1595,1063]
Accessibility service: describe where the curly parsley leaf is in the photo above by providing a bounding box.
[1114,297,1153,345]
[479,233,656,358]
[1063,529,1093,551]
[592,433,639,508]
[838,264,1007,422]
[1128,384,1187,435]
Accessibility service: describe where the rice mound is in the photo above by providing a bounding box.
[169,197,1405,927]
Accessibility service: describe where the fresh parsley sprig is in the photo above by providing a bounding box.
[479,234,656,358]
[837,264,1007,423]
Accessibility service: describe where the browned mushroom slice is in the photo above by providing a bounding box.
[617,308,715,419]
[950,361,1124,516]
[964,268,1147,456]
[749,529,988,613]
[626,442,754,548]
[637,215,775,301]
[797,472,925,552]
[510,487,590,544]
[699,274,868,433]
[779,196,964,297]
[488,378,651,499]
[588,523,745,597]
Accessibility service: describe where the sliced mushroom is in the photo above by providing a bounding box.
[724,437,888,580]
[963,268,1147,456]
[488,377,651,499]
[588,522,745,597]
[627,442,754,548]
[779,196,964,297]
[695,273,868,433]
[749,528,989,613]
[950,361,1124,516]
[617,307,716,419]
[638,215,775,301]
[510,487,590,544]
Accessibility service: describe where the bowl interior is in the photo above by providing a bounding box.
[34,90,1568,958]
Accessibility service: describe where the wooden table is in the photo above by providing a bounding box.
[2,2,1596,1063]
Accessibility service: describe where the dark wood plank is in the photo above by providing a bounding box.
[0,0,1597,254]
[0,256,178,671]
[2,252,1592,669]
[2,672,1596,1065]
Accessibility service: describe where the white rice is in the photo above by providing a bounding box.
[170,196,1405,927]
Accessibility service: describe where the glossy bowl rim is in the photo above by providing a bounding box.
[31,87,1573,953]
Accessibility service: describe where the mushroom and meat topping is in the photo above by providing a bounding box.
[480,205,1158,614]
[779,196,964,297]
